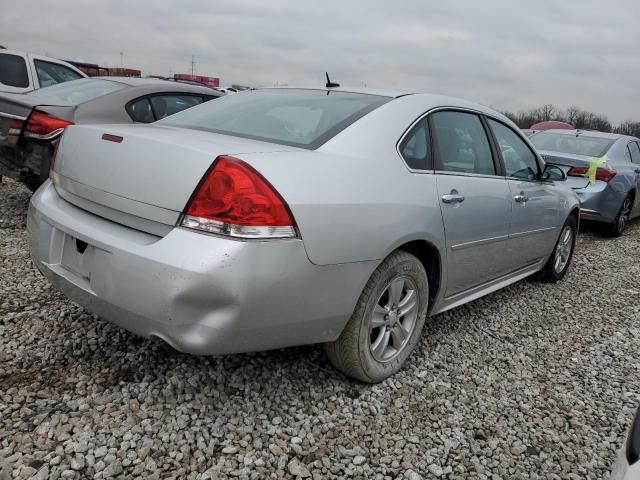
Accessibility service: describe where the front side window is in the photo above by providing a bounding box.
[34,60,83,88]
[488,119,540,180]
[159,89,391,149]
[431,111,495,175]
[399,118,431,170]
[0,54,29,88]
[28,78,127,104]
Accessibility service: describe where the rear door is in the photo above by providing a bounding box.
[430,110,513,297]
[0,52,33,93]
[487,118,560,265]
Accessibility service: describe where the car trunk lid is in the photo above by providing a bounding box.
[540,150,593,189]
[52,124,301,236]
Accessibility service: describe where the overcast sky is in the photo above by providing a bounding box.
[2,0,639,123]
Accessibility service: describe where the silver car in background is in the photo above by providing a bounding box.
[531,130,640,236]
[28,88,579,382]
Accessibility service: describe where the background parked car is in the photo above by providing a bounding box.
[0,49,86,93]
[0,77,222,189]
[531,129,640,236]
[29,87,579,382]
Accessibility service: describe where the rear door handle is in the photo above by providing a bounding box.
[634,168,640,174]
[514,194,529,203]
[441,193,465,204]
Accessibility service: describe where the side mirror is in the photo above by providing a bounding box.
[542,164,566,181]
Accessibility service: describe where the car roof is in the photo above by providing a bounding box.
[86,76,219,95]
[268,86,412,98]
[262,86,506,119]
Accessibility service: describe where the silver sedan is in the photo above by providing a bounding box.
[28,87,579,382]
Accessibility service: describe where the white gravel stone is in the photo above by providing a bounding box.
[1,177,639,479]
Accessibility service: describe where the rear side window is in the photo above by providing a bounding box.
[150,95,203,119]
[488,119,540,180]
[128,98,155,122]
[159,89,391,149]
[0,54,29,88]
[629,142,640,164]
[431,111,495,175]
[34,60,83,88]
[399,118,431,170]
[28,78,127,104]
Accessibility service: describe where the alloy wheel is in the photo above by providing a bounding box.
[618,196,632,235]
[554,225,573,273]
[369,276,419,362]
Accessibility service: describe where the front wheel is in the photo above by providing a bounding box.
[536,215,577,283]
[325,251,429,383]
[605,194,633,237]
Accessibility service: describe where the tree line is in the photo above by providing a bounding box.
[501,104,640,138]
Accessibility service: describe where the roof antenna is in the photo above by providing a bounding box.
[325,72,340,89]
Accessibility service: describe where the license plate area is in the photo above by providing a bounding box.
[61,234,95,281]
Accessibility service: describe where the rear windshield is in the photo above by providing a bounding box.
[159,89,391,149]
[531,132,615,158]
[27,78,127,105]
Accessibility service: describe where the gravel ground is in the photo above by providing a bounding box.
[1,177,639,480]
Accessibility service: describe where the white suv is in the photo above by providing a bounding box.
[0,49,86,93]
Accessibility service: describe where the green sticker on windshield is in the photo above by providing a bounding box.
[586,155,609,186]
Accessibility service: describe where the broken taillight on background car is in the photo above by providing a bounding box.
[24,111,73,140]
[567,165,617,183]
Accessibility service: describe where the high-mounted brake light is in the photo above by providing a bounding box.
[180,155,297,239]
[567,165,617,183]
[24,111,73,140]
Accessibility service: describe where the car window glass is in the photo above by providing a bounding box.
[530,132,614,157]
[0,54,29,88]
[34,60,83,88]
[488,119,539,180]
[150,95,203,120]
[28,78,127,104]
[629,142,640,164]
[399,118,431,170]
[128,98,155,123]
[159,89,391,149]
[431,111,495,175]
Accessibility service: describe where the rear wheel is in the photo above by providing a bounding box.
[325,251,428,383]
[536,215,576,282]
[605,194,633,237]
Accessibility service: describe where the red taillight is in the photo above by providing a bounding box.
[24,111,73,140]
[180,155,297,239]
[567,165,617,183]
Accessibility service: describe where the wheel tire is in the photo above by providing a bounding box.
[325,251,429,383]
[605,194,633,238]
[536,215,577,283]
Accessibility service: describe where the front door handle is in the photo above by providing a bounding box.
[634,168,640,174]
[441,192,465,204]
[514,193,529,203]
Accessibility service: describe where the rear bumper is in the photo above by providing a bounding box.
[28,181,376,355]
[0,141,50,185]
[575,182,624,223]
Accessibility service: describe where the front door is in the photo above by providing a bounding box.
[487,118,560,265]
[431,110,513,297]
